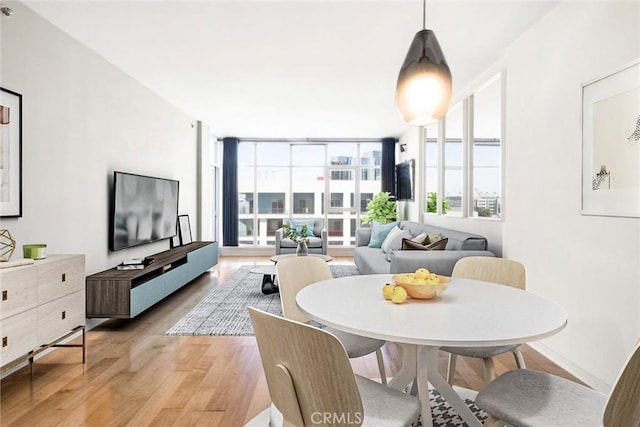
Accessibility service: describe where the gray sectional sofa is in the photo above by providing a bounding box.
[354,220,495,276]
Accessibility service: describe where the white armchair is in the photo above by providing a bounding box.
[274,218,327,255]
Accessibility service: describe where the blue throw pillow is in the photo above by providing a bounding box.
[368,221,400,248]
[288,219,316,237]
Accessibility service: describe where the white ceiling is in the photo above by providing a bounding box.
[23,0,559,139]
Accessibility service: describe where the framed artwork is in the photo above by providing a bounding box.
[0,88,22,217]
[581,59,640,217]
[178,214,192,245]
[170,229,181,248]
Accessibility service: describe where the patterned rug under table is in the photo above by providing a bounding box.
[165,264,359,336]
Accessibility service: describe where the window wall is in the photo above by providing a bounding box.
[238,141,381,246]
[424,73,503,219]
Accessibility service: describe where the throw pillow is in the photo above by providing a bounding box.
[402,238,429,250]
[401,237,448,251]
[385,230,413,261]
[368,221,400,248]
[426,233,445,244]
[381,226,402,254]
[425,238,448,250]
[288,218,315,237]
[411,232,429,245]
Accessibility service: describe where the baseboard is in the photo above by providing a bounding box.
[528,342,611,393]
[219,246,355,258]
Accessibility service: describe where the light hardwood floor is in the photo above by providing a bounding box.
[0,256,583,426]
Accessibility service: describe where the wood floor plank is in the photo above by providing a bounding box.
[1,256,584,426]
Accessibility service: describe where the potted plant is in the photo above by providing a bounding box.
[283,223,310,256]
[361,192,398,225]
[426,192,450,214]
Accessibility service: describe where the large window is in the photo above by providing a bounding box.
[472,75,502,218]
[424,73,503,219]
[444,102,464,216]
[238,141,381,246]
[424,123,439,213]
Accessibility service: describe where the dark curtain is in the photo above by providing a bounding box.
[381,137,397,196]
[222,137,239,246]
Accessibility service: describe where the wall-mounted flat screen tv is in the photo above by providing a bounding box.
[395,159,415,201]
[110,171,179,251]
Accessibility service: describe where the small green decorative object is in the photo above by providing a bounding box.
[0,229,16,262]
[23,244,47,260]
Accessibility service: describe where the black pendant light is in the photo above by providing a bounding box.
[395,0,452,126]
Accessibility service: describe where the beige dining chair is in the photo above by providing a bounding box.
[275,256,388,385]
[440,256,527,386]
[476,339,640,427]
[248,307,421,426]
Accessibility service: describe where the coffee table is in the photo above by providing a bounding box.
[269,253,333,263]
[249,265,279,295]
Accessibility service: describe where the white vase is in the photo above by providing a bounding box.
[296,240,308,256]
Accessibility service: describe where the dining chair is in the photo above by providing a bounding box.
[440,256,527,386]
[476,339,640,427]
[275,256,388,385]
[248,307,421,426]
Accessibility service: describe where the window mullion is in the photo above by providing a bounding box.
[465,95,474,218]
[437,118,445,215]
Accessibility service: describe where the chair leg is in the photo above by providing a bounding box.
[446,353,458,385]
[512,347,526,369]
[482,357,495,386]
[375,348,387,385]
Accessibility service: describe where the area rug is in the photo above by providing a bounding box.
[166,264,360,336]
[426,388,487,426]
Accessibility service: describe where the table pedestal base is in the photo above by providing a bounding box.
[388,344,482,427]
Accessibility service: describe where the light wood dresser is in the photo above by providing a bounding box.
[0,254,85,376]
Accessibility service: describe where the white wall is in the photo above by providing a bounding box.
[502,1,639,391]
[399,0,639,391]
[0,2,199,275]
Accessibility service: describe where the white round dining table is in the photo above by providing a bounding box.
[296,274,568,427]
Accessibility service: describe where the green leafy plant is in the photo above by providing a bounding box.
[361,192,398,225]
[283,223,310,244]
[426,192,450,214]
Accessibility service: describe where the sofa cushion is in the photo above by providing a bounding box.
[353,247,391,274]
[368,221,400,248]
[279,236,323,248]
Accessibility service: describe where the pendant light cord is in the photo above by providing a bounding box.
[422,0,426,30]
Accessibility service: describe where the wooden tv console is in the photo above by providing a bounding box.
[85,241,218,319]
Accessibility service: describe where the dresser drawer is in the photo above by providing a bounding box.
[0,308,37,367]
[37,255,85,305]
[0,266,37,320]
[37,290,85,345]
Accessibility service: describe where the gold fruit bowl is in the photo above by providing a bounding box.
[392,274,450,300]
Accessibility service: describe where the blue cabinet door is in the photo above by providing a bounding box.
[164,264,190,295]
[130,276,166,317]
[187,242,218,281]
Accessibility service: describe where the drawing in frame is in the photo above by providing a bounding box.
[178,214,192,245]
[0,88,22,217]
[170,226,181,248]
[581,59,640,217]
